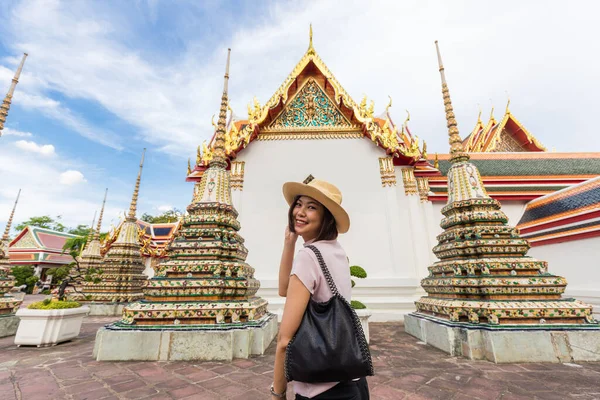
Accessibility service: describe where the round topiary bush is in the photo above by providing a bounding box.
[27,298,81,310]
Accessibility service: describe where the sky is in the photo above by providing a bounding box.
[0,0,599,233]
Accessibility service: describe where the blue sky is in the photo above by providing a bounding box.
[1,0,599,232]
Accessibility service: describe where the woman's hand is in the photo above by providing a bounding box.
[284,225,298,246]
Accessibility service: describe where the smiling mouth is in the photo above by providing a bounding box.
[295,219,308,226]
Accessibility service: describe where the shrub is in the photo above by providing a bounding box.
[11,266,36,293]
[27,299,81,310]
[349,264,368,309]
[40,289,51,295]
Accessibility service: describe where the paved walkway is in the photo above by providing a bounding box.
[1,309,599,399]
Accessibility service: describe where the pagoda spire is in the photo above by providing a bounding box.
[308,24,315,54]
[434,41,469,163]
[127,149,146,221]
[2,189,21,240]
[81,211,97,256]
[94,188,108,240]
[209,50,231,169]
[0,53,28,135]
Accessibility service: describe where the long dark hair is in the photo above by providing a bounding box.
[288,195,338,241]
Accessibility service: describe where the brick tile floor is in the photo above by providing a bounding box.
[1,312,599,399]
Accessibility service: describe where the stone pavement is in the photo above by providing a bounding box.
[1,313,599,400]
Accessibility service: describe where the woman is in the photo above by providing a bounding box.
[271,177,369,400]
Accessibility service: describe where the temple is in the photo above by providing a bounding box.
[69,151,147,314]
[184,28,434,321]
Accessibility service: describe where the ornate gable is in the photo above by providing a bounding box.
[267,79,355,131]
[11,229,37,249]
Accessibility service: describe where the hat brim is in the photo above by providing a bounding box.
[282,182,350,234]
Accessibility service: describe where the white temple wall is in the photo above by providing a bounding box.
[528,237,600,318]
[235,138,424,321]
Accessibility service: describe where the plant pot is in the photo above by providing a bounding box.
[14,306,90,347]
[355,308,372,344]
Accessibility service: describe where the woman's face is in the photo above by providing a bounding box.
[292,195,324,242]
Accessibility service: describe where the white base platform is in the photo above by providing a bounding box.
[405,313,600,363]
[93,313,278,361]
[0,315,20,338]
[84,303,125,316]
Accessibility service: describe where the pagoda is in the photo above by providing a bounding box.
[68,189,107,297]
[94,50,276,362]
[71,154,147,315]
[0,53,27,136]
[404,41,600,363]
[0,190,22,337]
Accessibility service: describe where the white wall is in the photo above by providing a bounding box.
[235,138,425,321]
[528,237,600,319]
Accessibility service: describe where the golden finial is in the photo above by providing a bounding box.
[0,53,28,135]
[187,158,192,175]
[2,189,21,240]
[422,141,428,159]
[435,41,469,163]
[385,95,393,113]
[404,109,411,126]
[490,106,495,121]
[505,96,511,115]
[477,104,482,123]
[94,188,108,240]
[308,24,314,54]
[211,114,216,128]
[196,145,201,164]
[127,148,146,220]
[209,48,231,168]
[434,153,439,169]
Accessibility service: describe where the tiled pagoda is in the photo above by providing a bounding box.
[70,189,107,296]
[0,190,22,317]
[115,49,268,327]
[416,42,595,325]
[71,154,146,304]
[413,42,596,326]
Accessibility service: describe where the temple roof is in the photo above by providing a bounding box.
[463,107,546,153]
[101,219,179,258]
[188,31,425,181]
[9,226,76,265]
[516,176,600,246]
[428,152,600,201]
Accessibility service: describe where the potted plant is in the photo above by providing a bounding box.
[350,264,372,343]
[14,298,89,347]
[14,253,96,347]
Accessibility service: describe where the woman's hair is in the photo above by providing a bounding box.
[288,195,338,241]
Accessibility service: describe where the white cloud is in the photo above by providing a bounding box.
[59,170,87,185]
[14,139,55,156]
[157,205,173,212]
[2,127,32,137]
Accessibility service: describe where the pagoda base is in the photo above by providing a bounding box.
[84,302,126,316]
[93,313,277,361]
[405,312,600,363]
[0,315,20,338]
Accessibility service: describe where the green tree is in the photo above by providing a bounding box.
[11,266,37,294]
[15,215,67,232]
[68,224,92,236]
[140,208,182,223]
[46,265,71,286]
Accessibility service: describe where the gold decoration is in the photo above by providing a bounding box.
[378,157,396,187]
[400,167,418,195]
[417,177,430,202]
[187,158,192,175]
[434,153,439,169]
[256,131,363,141]
[230,161,245,191]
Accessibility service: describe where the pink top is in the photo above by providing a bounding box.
[290,239,352,398]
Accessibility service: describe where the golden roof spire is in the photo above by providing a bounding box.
[385,95,393,113]
[477,104,482,123]
[94,188,108,240]
[127,149,146,220]
[81,211,97,255]
[308,24,314,54]
[209,49,231,169]
[505,97,511,115]
[2,189,21,240]
[0,53,28,135]
[187,158,192,175]
[434,41,469,163]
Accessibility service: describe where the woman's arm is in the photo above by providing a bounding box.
[278,226,297,297]
[272,275,311,399]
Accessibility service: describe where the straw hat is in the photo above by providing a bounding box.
[282,175,350,234]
